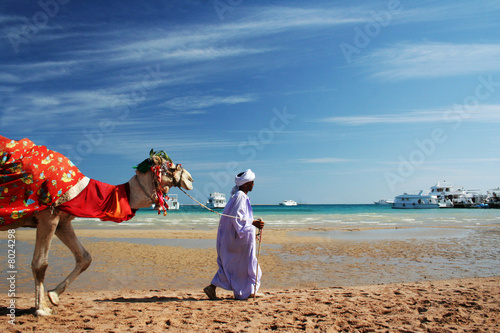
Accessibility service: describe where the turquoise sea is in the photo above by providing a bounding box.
[72,204,500,230]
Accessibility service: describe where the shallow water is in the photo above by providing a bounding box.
[1,205,499,293]
[71,204,500,230]
[83,237,216,248]
[291,227,473,241]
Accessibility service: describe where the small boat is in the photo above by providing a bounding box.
[207,192,226,209]
[166,194,180,210]
[151,194,180,210]
[374,199,394,206]
[279,200,298,206]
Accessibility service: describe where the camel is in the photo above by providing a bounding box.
[0,137,193,316]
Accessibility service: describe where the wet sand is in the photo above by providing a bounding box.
[1,226,499,331]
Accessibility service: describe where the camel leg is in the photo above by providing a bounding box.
[48,216,92,306]
[31,210,59,316]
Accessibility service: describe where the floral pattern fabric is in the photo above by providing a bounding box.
[0,136,84,226]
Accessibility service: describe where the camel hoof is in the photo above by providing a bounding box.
[48,291,59,306]
[35,308,53,316]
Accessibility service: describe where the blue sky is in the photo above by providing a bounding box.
[1,0,500,204]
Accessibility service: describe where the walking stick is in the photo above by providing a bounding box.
[254,221,263,300]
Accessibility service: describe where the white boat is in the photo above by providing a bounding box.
[207,192,226,209]
[392,191,440,209]
[151,194,180,210]
[392,181,489,209]
[279,200,297,206]
[166,194,180,210]
[374,199,394,206]
[429,181,485,208]
[485,188,500,208]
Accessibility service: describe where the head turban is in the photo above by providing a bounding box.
[231,169,255,195]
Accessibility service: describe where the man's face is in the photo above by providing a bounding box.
[242,181,254,192]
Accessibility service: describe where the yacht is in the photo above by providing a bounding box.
[207,192,226,209]
[393,181,488,209]
[429,181,484,208]
[279,200,298,206]
[374,199,394,206]
[392,191,441,209]
[485,188,500,208]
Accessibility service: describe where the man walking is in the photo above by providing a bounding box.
[204,169,264,300]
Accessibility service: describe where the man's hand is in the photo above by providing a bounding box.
[253,218,264,229]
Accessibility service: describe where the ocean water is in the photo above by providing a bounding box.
[72,204,500,230]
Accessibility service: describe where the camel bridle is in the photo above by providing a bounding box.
[171,164,184,188]
[135,161,184,214]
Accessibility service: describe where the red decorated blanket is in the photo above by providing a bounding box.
[0,136,84,226]
[0,136,137,226]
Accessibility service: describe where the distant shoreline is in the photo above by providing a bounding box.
[158,203,382,207]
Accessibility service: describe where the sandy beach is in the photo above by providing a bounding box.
[2,226,499,332]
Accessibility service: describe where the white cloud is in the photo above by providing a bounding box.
[323,111,444,126]
[0,14,20,24]
[0,89,139,129]
[163,94,256,111]
[0,60,79,83]
[224,6,366,32]
[90,133,245,161]
[363,42,500,80]
[445,158,500,163]
[52,6,361,68]
[31,96,60,107]
[298,157,355,164]
[323,105,500,126]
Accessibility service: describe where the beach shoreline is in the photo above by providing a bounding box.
[4,225,500,291]
[2,278,499,332]
[2,225,499,331]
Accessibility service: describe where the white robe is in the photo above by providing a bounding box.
[211,190,261,299]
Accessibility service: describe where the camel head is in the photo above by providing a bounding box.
[135,150,193,212]
[158,159,194,191]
